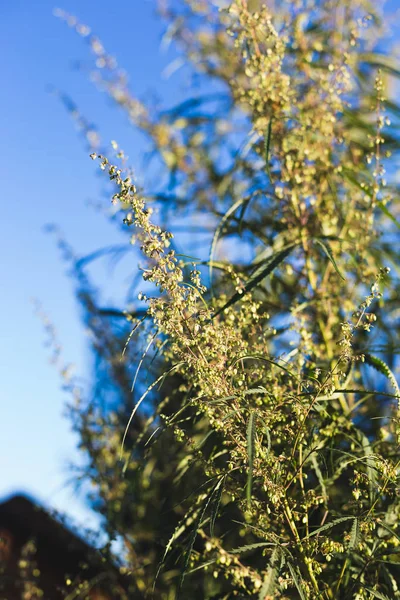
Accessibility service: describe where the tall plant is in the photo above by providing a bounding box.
[55,1,400,598]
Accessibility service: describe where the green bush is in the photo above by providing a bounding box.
[55,2,400,598]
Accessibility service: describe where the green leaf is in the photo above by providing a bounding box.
[210,476,225,537]
[341,360,353,390]
[195,429,215,450]
[243,386,270,395]
[376,201,400,231]
[258,546,281,600]
[342,167,371,195]
[305,516,355,539]
[363,588,392,600]
[376,520,400,544]
[179,480,222,592]
[314,238,345,280]
[287,562,307,600]
[186,559,216,575]
[238,196,252,234]
[157,361,186,392]
[230,541,276,554]
[261,422,271,456]
[154,508,194,590]
[121,362,183,463]
[360,432,377,503]
[360,52,400,77]
[213,243,298,318]
[335,388,400,400]
[121,313,148,356]
[246,411,257,508]
[363,354,400,398]
[310,452,327,501]
[231,354,299,382]
[348,518,361,550]
[264,117,273,178]
[130,330,159,392]
[343,169,400,230]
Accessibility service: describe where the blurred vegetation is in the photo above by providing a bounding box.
[38,1,400,598]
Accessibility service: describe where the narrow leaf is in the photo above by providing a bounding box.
[179,480,222,592]
[363,588,392,600]
[230,541,276,554]
[261,422,271,456]
[348,518,361,550]
[342,167,371,196]
[243,387,270,395]
[186,559,216,575]
[314,238,345,280]
[154,512,192,590]
[231,354,299,382]
[360,432,377,503]
[376,520,400,544]
[360,52,400,77]
[121,363,182,460]
[258,546,280,600]
[311,452,327,501]
[343,168,400,230]
[376,201,400,231]
[246,411,257,508]
[305,516,355,539]
[335,388,400,400]
[264,117,273,178]
[364,354,400,398]
[195,430,215,450]
[210,476,225,538]
[213,243,298,318]
[121,313,148,356]
[130,330,159,392]
[287,562,307,600]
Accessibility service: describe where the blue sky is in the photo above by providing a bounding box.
[1,0,400,533]
[0,0,186,529]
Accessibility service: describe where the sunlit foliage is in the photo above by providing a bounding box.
[51,1,400,598]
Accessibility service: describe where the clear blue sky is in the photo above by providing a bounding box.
[1,0,399,533]
[0,0,185,530]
